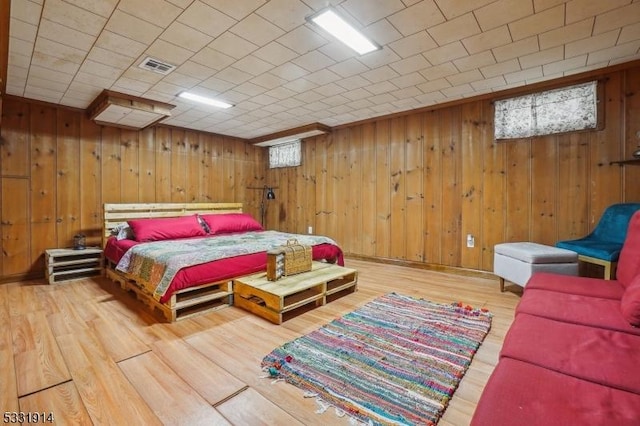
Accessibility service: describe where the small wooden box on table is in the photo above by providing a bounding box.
[45,247,103,284]
[234,262,358,324]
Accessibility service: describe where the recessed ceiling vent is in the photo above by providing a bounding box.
[138,56,176,75]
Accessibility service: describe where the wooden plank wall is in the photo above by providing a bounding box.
[0,99,265,281]
[268,65,640,273]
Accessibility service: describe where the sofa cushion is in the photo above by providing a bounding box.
[470,358,640,426]
[621,275,640,327]
[501,313,640,393]
[525,272,625,300]
[516,288,640,336]
[616,211,640,287]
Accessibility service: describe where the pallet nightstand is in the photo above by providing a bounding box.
[45,247,104,284]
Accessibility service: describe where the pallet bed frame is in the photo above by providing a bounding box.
[103,202,243,322]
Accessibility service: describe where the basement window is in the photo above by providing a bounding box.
[269,140,301,168]
[494,81,600,140]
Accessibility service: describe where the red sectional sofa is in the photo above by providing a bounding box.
[471,211,640,426]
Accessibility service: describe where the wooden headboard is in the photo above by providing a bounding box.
[103,202,243,246]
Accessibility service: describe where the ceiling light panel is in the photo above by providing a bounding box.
[179,92,234,109]
[308,8,380,56]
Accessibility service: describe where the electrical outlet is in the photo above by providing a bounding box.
[466,234,475,248]
[308,226,313,234]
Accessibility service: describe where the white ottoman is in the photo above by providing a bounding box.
[494,242,578,292]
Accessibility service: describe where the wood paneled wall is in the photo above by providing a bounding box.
[0,99,265,281]
[268,65,640,273]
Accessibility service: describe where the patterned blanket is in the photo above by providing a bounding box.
[116,230,337,301]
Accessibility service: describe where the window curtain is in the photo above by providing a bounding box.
[495,81,597,139]
[269,140,301,168]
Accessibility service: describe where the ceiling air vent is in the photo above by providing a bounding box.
[138,57,176,75]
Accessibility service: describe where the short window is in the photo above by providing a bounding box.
[494,81,599,140]
[269,140,301,168]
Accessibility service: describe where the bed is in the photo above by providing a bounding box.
[102,203,344,322]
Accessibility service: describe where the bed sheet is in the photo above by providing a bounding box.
[104,233,344,303]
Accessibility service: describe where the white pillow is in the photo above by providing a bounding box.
[111,223,133,240]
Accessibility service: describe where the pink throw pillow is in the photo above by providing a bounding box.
[128,215,206,242]
[621,275,640,327]
[616,211,640,288]
[200,213,263,235]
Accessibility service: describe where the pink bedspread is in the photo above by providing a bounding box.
[104,232,344,303]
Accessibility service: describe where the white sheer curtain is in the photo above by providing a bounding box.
[269,140,301,168]
[495,81,598,139]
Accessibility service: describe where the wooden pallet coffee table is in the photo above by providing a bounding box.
[233,262,358,324]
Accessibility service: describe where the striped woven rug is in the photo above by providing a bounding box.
[261,292,493,425]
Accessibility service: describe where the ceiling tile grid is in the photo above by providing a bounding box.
[6,0,640,139]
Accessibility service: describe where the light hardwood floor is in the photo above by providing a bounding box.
[1,259,522,425]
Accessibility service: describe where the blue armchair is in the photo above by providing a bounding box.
[556,203,640,279]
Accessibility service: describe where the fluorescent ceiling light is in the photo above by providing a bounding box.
[309,8,379,55]
[179,92,233,109]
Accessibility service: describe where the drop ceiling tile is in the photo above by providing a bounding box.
[566,0,631,25]
[252,93,280,105]
[11,0,43,25]
[619,22,640,44]
[208,32,259,59]
[38,18,96,51]
[293,50,335,72]
[359,48,402,69]
[368,92,397,104]
[518,46,564,69]
[251,73,288,89]
[342,0,405,26]
[474,0,534,31]
[232,55,275,76]
[417,77,451,93]
[178,1,237,38]
[176,61,217,80]
[253,42,299,66]
[304,69,341,85]
[234,81,268,96]
[428,13,481,45]
[80,60,124,79]
[118,0,182,27]
[390,54,430,74]
[145,39,193,67]
[278,97,305,109]
[9,18,37,43]
[294,90,324,103]
[389,31,437,58]
[565,29,620,58]
[454,51,496,72]
[215,66,253,84]
[492,36,539,62]
[342,87,372,100]
[336,75,370,90]
[593,2,640,35]
[538,18,594,50]
[504,66,543,84]
[391,85,422,99]
[29,65,73,86]
[26,76,69,93]
[163,71,201,88]
[480,58,521,78]
[387,1,445,36]
[219,90,249,103]
[509,5,565,41]
[276,25,328,55]
[419,62,458,80]
[256,0,312,31]
[586,40,640,65]
[32,51,81,74]
[265,86,297,99]
[329,104,352,115]
[314,82,344,96]
[105,10,163,45]
[365,80,398,95]
[24,87,63,103]
[533,0,567,13]
[9,38,33,59]
[95,30,147,58]
[434,0,495,20]
[391,72,426,88]
[112,77,155,93]
[322,94,349,106]
[329,58,369,78]
[190,47,235,72]
[414,90,446,103]
[150,80,186,97]
[446,68,484,86]
[270,62,309,81]
[542,55,588,75]
[34,37,86,64]
[346,99,373,110]
[75,70,117,88]
[161,22,213,52]
[422,41,468,65]
[364,18,403,45]
[470,75,507,91]
[8,51,31,69]
[64,0,119,17]
[441,83,474,97]
[361,65,399,83]
[201,0,267,21]
[88,46,135,69]
[230,13,285,47]
[283,77,318,92]
[121,67,165,84]
[43,0,107,37]
[462,25,512,54]
[318,41,358,63]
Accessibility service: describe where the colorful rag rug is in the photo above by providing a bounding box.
[261,293,492,426]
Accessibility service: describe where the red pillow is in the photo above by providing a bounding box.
[128,215,206,242]
[200,213,263,235]
[621,275,640,327]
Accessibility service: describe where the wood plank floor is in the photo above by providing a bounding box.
[0,259,522,425]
